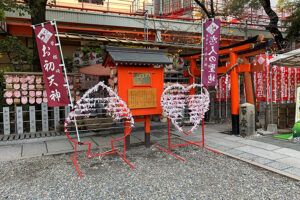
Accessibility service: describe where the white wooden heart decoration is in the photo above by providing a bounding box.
[65,81,134,141]
[160,83,210,135]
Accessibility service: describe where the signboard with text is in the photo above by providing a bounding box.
[33,23,69,107]
[202,19,221,86]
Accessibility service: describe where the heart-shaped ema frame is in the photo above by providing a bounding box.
[161,83,210,135]
[64,81,135,177]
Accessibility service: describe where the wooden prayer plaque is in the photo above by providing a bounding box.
[128,88,157,109]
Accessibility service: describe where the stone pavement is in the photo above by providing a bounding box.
[0,123,300,181]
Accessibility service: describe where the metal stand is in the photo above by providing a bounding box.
[154,118,220,162]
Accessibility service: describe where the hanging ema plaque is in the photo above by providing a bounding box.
[128,88,157,109]
[133,73,151,85]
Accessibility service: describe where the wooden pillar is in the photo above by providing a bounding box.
[144,115,151,148]
[230,52,239,135]
[244,71,254,104]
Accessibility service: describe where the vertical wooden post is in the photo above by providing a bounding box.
[144,115,151,148]
[244,72,254,104]
[29,106,36,133]
[16,106,23,134]
[230,52,240,135]
[54,107,60,129]
[3,107,10,135]
[42,103,49,132]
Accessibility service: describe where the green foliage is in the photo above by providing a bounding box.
[223,0,261,17]
[76,42,104,60]
[0,0,28,21]
[280,0,300,40]
[0,36,32,70]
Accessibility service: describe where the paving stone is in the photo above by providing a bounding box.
[251,157,273,165]
[265,161,292,170]
[274,148,300,159]
[111,133,142,144]
[91,135,114,147]
[45,139,74,154]
[240,139,281,151]
[22,142,47,157]
[235,146,288,160]
[283,167,300,177]
[210,144,231,152]
[223,135,244,142]
[70,137,98,151]
[238,153,258,160]
[0,145,22,161]
[206,137,244,148]
[276,157,300,168]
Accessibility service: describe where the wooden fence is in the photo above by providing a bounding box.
[0,103,70,136]
[265,103,295,129]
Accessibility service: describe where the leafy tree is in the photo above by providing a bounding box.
[195,0,289,51]
[0,0,27,21]
[23,0,49,71]
[277,0,300,40]
[0,36,32,70]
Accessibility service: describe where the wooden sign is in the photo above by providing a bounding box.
[16,106,23,134]
[54,107,60,129]
[128,88,157,109]
[133,73,151,85]
[29,106,36,133]
[3,107,10,135]
[42,103,49,132]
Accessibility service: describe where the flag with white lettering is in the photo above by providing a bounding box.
[202,19,221,86]
[33,23,69,107]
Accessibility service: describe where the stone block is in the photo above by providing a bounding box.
[239,103,255,136]
[22,142,47,157]
[0,145,22,161]
[267,124,277,134]
[46,139,74,154]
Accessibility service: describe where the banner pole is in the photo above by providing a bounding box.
[52,20,81,142]
[200,19,205,87]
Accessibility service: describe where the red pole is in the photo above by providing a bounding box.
[230,52,239,135]
[202,118,205,147]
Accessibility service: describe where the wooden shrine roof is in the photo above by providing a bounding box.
[103,46,173,65]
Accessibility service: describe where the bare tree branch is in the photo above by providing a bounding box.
[259,0,287,50]
[210,0,215,18]
[194,0,212,18]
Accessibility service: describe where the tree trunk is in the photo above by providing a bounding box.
[194,0,212,18]
[259,0,287,51]
[24,0,47,72]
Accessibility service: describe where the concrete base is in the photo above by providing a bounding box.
[267,124,278,134]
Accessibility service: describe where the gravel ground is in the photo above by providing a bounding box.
[0,140,299,200]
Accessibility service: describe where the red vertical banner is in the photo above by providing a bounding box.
[282,67,288,101]
[297,68,300,84]
[33,22,69,107]
[202,19,221,86]
[255,71,265,101]
[289,68,296,102]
